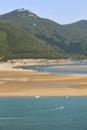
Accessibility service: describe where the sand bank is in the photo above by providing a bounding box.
[0,63,87,97]
[0,63,87,96]
[52,65,87,70]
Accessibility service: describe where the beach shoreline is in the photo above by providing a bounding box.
[0,62,87,97]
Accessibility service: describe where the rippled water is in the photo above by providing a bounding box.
[0,97,87,130]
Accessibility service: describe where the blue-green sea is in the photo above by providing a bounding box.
[0,97,87,130]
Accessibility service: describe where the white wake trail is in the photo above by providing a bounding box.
[0,117,25,120]
[43,106,64,112]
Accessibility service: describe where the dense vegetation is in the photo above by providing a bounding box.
[0,22,59,61]
[0,8,87,60]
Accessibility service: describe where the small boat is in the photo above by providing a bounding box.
[35,96,40,98]
[58,106,64,110]
[65,96,69,99]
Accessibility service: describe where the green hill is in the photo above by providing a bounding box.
[0,9,65,51]
[0,22,58,61]
[0,9,87,59]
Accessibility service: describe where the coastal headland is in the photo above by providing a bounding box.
[0,60,87,97]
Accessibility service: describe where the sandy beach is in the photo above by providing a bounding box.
[0,63,87,97]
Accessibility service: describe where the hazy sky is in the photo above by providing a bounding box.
[0,0,87,24]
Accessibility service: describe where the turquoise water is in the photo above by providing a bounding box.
[20,62,87,74]
[0,97,87,130]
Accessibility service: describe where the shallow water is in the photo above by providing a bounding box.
[25,81,72,87]
[20,62,87,74]
[0,97,87,130]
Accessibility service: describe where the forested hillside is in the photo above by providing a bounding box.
[0,22,58,61]
[0,9,87,60]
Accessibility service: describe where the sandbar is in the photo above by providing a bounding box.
[0,63,87,97]
[52,65,87,70]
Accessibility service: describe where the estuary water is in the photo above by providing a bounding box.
[20,61,87,74]
[0,97,87,130]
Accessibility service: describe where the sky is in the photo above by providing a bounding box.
[0,0,87,24]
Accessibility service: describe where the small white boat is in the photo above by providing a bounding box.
[58,106,64,110]
[35,96,40,98]
[65,96,69,99]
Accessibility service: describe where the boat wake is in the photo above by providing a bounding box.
[0,117,25,120]
[43,106,64,112]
